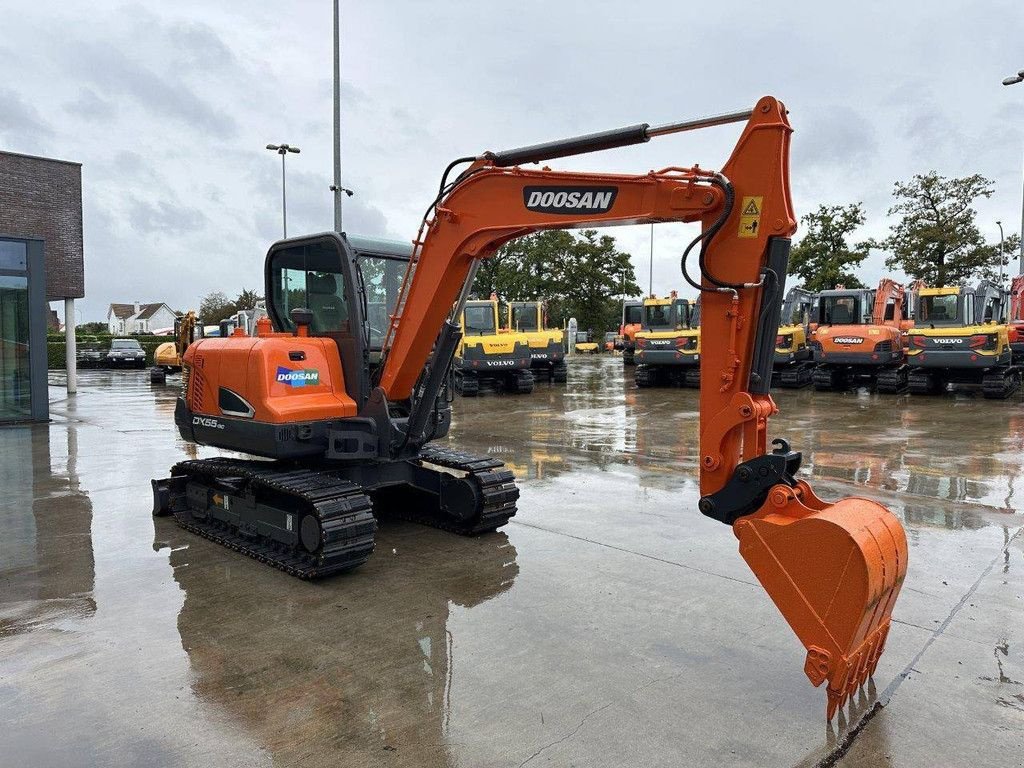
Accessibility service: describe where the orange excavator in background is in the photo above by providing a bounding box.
[1009,274,1024,361]
[152,97,906,721]
[620,299,644,364]
[812,278,910,393]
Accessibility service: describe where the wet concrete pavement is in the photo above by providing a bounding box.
[1,360,1021,767]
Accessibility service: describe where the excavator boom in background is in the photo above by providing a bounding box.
[153,96,906,721]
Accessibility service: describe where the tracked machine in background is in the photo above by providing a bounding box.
[811,279,910,393]
[906,281,1020,398]
[772,286,816,388]
[619,300,644,364]
[151,97,906,720]
[453,298,533,396]
[634,294,701,387]
[1009,275,1024,362]
[507,300,567,382]
[151,311,203,384]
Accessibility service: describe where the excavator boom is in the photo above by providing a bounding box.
[372,97,907,720]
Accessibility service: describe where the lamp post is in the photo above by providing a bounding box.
[266,143,300,237]
[648,222,654,296]
[1002,69,1024,274]
[997,220,1005,285]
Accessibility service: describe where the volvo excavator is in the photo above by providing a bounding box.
[634,294,701,387]
[151,97,906,720]
[453,297,534,395]
[507,300,568,381]
[906,281,1020,398]
[812,279,909,393]
[772,285,816,388]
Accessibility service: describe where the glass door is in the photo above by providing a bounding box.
[0,238,32,421]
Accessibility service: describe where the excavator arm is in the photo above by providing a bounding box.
[871,278,906,326]
[378,96,906,720]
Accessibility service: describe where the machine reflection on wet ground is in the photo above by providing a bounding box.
[0,362,1020,767]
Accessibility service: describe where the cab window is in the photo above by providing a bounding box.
[511,305,539,331]
[644,304,672,329]
[357,253,405,348]
[820,296,859,325]
[270,242,349,334]
[918,294,959,325]
[464,305,496,335]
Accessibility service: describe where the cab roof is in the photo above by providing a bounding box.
[919,286,961,296]
[347,234,414,259]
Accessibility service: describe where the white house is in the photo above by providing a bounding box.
[107,302,179,335]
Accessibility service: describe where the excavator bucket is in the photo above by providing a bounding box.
[732,484,908,720]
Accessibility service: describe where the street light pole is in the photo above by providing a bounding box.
[1002,69,1024,274]
[648,222,654,296]
[332,0,342,233]
[266,143,301,238]
[997,220,1005,285]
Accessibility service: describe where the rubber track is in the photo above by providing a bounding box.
[400,445,520,534]
[168,458,376,579]
[982,367,1020,399]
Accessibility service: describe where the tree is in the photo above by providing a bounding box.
[234,288,261,311]
[199,291,237,324]
[472,230,640,334]
[876,172,1004,285]
[788,204,869,291]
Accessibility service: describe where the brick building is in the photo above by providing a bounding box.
[0,150,85,422]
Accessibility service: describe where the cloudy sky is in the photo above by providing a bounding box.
[2,0,1023,322]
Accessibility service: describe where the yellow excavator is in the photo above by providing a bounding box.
[906,281,1020,398]
[151,97,906,720]
[453,297,534,395]
[150,311,202,384]
[634,293,700,387]
[507,300,568,382]
[772,285,816,388]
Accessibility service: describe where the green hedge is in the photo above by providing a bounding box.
[47,333,172,344]
[48,340,166,369]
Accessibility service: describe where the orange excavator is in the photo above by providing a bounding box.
[1009,274,1024,361]
[152,97,906,720]
[812,278,910,393]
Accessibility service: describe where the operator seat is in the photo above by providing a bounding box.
[307,273,347,333]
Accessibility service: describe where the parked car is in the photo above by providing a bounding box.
[76,343,105,368]
[106,338,147,368]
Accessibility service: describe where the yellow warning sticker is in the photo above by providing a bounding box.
[738,196,763,238]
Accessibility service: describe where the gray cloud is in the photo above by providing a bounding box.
[64,88,117,121]
[128,199,207,234]
[0,88,53,144]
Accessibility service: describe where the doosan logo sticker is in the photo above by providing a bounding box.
[524,186,618,215]
[833,337,864,344]
[276,366,321,387]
